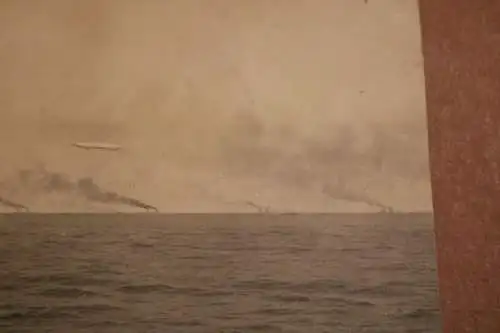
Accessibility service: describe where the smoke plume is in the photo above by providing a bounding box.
[15,167,158,212]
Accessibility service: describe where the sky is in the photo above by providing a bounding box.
[0,0,431,213]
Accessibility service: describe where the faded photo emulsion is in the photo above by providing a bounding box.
[0,1,439,332]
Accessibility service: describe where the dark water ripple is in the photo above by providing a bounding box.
[0,213,440,332]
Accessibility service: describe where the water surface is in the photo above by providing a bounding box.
[0,213,439,332]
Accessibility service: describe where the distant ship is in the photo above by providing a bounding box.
[72,142,121,151]
[377,207,396,214]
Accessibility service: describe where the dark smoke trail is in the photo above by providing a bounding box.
[117,197,159,212]
[76,178,159,212]
[0,196,29,212]
[15,169,158,212]
[322,183,395,213]
[244,200,271,213]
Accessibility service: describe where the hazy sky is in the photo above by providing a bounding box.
[0,0,431,213]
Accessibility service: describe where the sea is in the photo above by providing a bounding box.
[0,213,440,333]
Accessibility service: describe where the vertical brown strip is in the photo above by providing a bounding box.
[419,0,500,332]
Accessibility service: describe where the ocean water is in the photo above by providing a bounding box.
[0,213,440,333]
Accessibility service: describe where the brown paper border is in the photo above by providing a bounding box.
[419,0,500,331]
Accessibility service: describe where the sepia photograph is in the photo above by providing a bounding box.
[0,1,441,332]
